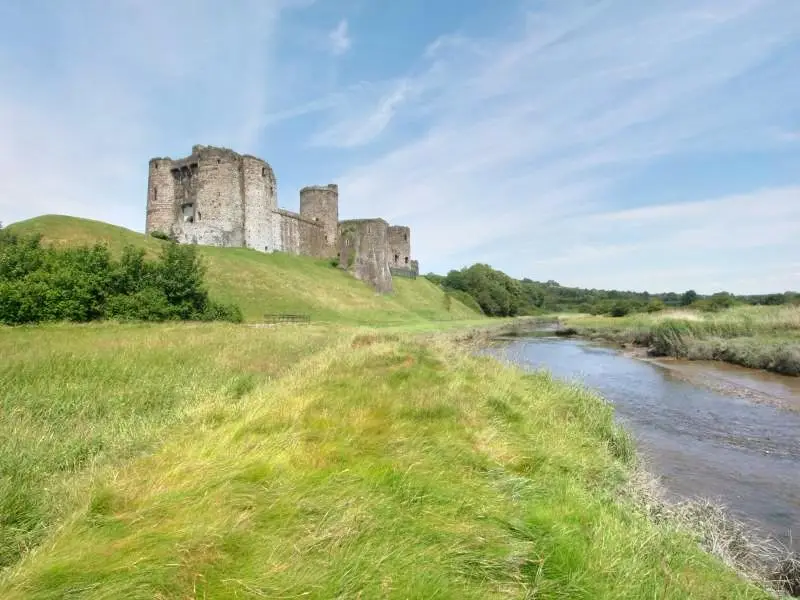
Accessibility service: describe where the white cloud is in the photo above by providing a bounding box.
[317,0,800,292]
[329,19,351,56]
[0,0,298,228]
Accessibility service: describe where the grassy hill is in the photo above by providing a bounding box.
[6,215,480,324]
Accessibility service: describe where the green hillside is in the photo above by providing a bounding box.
[6,215,480,324]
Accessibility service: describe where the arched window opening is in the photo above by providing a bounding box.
[404,256,409,265]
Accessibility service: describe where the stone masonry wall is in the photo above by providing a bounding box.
[146,145,415,294]
[387,225,411,268]
[299,184,339,258]
[274,209,325,257]
[242,155,277,251]
[338,219,393,294]
[145,145,276,249]
[146,158,177,235]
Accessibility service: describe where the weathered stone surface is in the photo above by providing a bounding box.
[145,145,275,250]
[387,225,411,268]
[299,184,339,258]
[145,145,415,293]
[273,209,325,257]
[338,219,393,294]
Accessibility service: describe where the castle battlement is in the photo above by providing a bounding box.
[145,145,415,292]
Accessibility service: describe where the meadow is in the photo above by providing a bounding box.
[0,321,776,599]
[565,305,800,375]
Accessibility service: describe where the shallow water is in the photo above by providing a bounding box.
[488,336,800,551]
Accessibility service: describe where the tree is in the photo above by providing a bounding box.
[680,290,698,306]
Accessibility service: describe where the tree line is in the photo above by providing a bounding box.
[0,227,241,325]
[426,264,800,318]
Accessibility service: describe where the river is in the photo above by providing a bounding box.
[487,334,800,552]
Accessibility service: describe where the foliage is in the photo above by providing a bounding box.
[609,301,632,317]
[426,264,799,319]
[681,290,699,306]
[0,232,241,324]
[438,263,524,316]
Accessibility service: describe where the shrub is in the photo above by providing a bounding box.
[0,234,242,324]
[609,302,631,317]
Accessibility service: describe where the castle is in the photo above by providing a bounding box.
[145,145,417,292]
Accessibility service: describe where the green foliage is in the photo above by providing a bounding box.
[646,298,666,312]
[695,292,737,313]
[681,289,698,306]
[609,301,631,317]
[441,264,523,317]
[0,233,241,324]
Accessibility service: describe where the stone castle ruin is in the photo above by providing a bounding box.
[145,145,418,292]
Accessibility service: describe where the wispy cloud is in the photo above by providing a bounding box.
[0,0,301,227]
[316,0,800,293]
[329,19,351,56]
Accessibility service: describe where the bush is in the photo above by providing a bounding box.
[0,234,242,324]
[609,302,631,317]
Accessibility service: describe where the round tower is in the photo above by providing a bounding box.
[299,184,339,258]
[146,158,177,236]
[242,155,277,251]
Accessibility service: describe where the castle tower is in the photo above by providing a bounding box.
[242,155,277,251]
[299,184,339,258]
[387,225,411,268]
[146,158,177,236]
[145,145,280,249]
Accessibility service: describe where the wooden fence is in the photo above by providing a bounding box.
[262,313,311,324]
[390,267,418,279]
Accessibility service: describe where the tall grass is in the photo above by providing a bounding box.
[567,306,800,375]
[0,323,772,598]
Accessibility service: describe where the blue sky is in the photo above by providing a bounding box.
[1,0,798,294]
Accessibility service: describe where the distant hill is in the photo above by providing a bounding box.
[6,215,481,324]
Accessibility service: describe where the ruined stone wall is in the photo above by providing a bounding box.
[299,184,339,258]
[338,219,392,293]
[146,158,176,235]
[387,225,411,268]
[274,209,325,257]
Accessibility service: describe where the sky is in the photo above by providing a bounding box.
[1,0,798,295]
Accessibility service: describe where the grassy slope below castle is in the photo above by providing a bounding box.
[563,306,800,376]
[6,215,480,325]
[0,322,769,599]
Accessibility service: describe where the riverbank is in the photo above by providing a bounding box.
[0,320,785,598]
[563,306,800,376]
